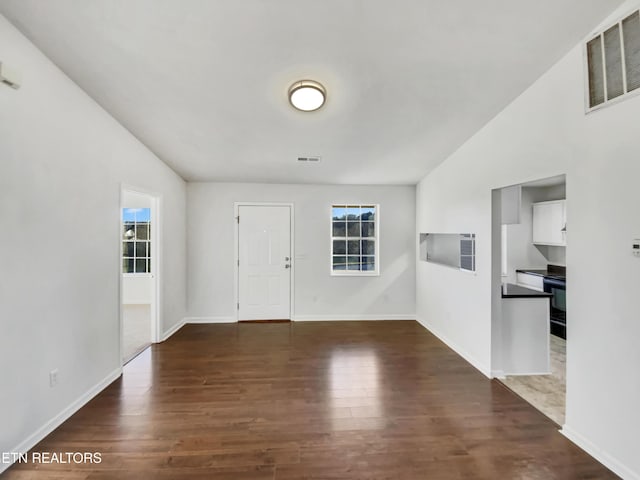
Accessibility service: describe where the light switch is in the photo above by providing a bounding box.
[633,239,640,257]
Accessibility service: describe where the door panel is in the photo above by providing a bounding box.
[239,206,291,320]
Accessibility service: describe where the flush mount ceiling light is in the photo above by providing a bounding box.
[288,80,326,111]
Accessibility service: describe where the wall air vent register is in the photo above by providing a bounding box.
[586,9,640,110]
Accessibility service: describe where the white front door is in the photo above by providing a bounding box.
[238,205,291,320]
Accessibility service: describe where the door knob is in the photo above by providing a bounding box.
[285,256,290,261]
[285,264,291,269]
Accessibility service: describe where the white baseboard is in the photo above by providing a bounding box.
[177,315,416,324]
[503,370,551,376]
[1,367,122,475]
[561,425,639,480]
[292,314,416,321]
[161,318,186,341]
[416,317,491,378]
[491,370,506,379]
[184,316,237,324]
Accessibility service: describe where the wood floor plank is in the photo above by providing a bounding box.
[3,321,618,479]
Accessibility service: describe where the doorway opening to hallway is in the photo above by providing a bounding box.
[120,188,160,364]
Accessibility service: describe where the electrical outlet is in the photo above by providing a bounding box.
[49,369,59,387]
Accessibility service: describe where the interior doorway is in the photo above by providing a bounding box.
[120,187,159,364]
[491,175,567,425]
[235,204,293,321]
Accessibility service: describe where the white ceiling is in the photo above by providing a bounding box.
[0,1,622,184]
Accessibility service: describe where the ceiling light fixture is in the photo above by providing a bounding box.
[288,80,326,112]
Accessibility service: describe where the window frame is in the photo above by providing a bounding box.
[330,204,380,277]
[584,7,640,113]
[122,208,152,276]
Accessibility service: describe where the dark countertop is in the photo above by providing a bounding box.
[516,269,548,277]
[502,283,553,298]
[516,267,566,281]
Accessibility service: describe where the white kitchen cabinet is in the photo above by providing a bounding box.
[532,200,566,246]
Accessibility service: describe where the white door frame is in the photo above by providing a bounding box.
[119,184,162,365]
[234,202,295,322]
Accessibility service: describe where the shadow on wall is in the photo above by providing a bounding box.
[347,251,415,314]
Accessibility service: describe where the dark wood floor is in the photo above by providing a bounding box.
[5,321,617,479]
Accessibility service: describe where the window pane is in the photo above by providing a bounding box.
[362,256,375,271]
[332,221,346,237]
[347,222,361,237]
[361,206,375,221]
[333,240,346,255]
[135,241,148,257]
[347,240,361,255]
[587,36,605,107]
[122,258,134,273]
[137,208,151,222]
[604,24,624,100]
[123,242,134,257]
[361,222,375,237]
[362,239,375,255]
[122,209,137,222]
[332,206,346,221]
[623,11,640,92]
[347,256,361,270]
[135,259,147,273]
[332,256,346,270]
[346,206,361,221]
[123,223,135,240]
[136,224,149,240]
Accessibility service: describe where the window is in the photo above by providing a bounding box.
[122,208,151,274]
[586,9,640,109]
[331,205,379,275]
[420,233,476,272]
[460,234,476,272]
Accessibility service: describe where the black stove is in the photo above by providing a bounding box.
[543,265,566,339]
[544,273,566,281]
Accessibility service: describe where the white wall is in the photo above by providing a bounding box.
[122,190,152,209]
[0,14,186,471]
[416,2,640,477]
[122,276,152,304]
[187,182,416,321]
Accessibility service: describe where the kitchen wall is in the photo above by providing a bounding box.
[187,182,416,321]
[503,184,566,283]
[416,1,640,477]
[0,15,187,472]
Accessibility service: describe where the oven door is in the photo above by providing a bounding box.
[544,277,566,338]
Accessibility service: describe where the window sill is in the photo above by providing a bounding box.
[331,271,380,277]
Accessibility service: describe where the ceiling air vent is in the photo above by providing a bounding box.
[297,156,321,163]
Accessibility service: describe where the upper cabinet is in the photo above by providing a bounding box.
[532,200,566,246]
